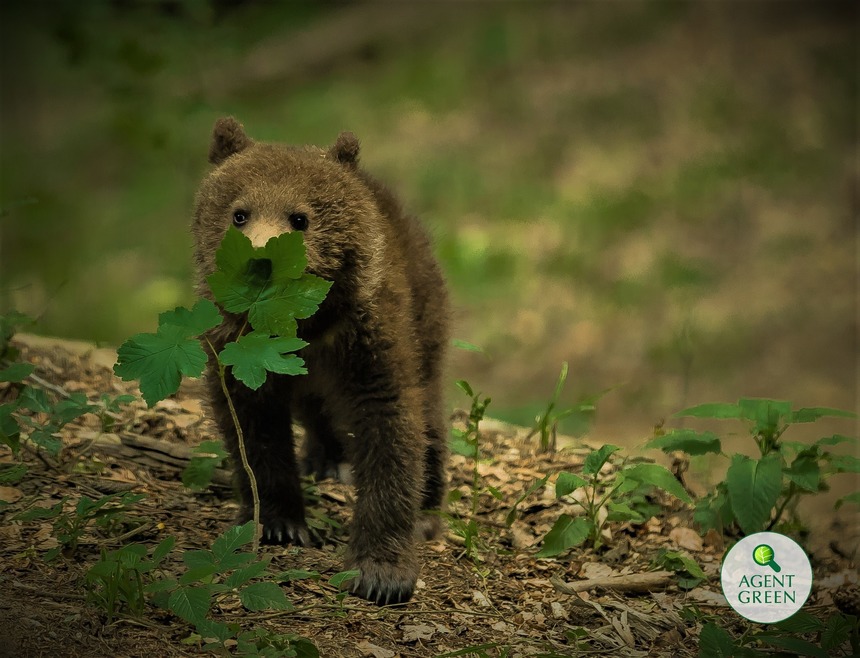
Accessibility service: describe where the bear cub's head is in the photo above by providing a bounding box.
[192,117,383,289]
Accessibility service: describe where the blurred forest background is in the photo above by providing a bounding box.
[1,1,857,457]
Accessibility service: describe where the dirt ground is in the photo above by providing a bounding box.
[0,334,857,658]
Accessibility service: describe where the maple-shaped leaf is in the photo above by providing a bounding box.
[114,300,222,407]
[206,227,331,335]
[219,331,308,390]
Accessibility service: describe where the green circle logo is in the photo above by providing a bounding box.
[721,532,812,623]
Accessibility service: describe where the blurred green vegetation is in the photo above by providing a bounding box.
[1,0,856,439]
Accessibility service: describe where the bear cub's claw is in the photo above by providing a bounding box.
[345,558,419,606]
[259,517,311,547]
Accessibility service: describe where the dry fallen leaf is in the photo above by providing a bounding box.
[0,486,23,503]
[357,640,396,658]
[401,623,435,642]
[669,527,703,552]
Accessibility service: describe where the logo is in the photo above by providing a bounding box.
[721,532,813,623]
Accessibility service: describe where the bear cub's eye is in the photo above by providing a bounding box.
[233,210,250,227]
[288,212,309,231]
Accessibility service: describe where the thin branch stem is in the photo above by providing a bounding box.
[205,336,261,551]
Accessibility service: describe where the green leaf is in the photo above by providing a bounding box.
[755,634,828,658]
[151,536,175,565]
[0,463,27,484]
[835,491,860,509]
[536,515,591,557]
[206,228,330,335]
[555,471,588,497]
[821,612,855,651]
[605,501,643,523]
[726,454,783,533]
[621,463,693,504]
[828,454,860,474]
[168,585,211,625]
[774,611,824,634]
[646,429,722,456]
[784,455,820,492]
[583,444,620,476]
[52,393,96,424]
[698,622,735,658]
[790,407,856,423]
[182,549,216,570]
[114,301,221,407]
[451,339,484,353]
[455,379,474,398]
[0,362,35,382]
[224,559,270,588]
[19,387,51,413]
[674,402,740,420]
[211,522,256,561]
[815,434,857,447]
[195,619,233,643]
[219,331,307,390]
[738,398,791,433]
[30,428,63,455]
[329,570,361,588]
[239,581,291,611]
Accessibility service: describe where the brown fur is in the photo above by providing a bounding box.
[192,117,450,605]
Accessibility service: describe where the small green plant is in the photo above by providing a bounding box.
[86,536,175,622]
[146,521,317,655]
[182,439,229,490]
[700,610,859,657]
[652,547,706,589]
[537,444,692,555]
[448,379,492,560]
[647,398,858,535]
[114,227,330,549]
[14,490,145,560]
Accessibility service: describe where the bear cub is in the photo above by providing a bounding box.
[192,117,450,605]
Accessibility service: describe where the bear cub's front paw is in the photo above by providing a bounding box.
[237,510,310,546]
[345,557,419,606]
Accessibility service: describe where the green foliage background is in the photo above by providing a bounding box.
[0,0,856,441]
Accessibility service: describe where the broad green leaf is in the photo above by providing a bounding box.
[755,634,828,658]
[30,428,63,456]
[19,387,51,413]
[151,536,176,565]
[774,611,824,634]
[206,228,330,335]
[0,463,27,484]
[449,434,473,457]
[219,331,307,390]
[790,407,856,423]
[182,456,220,490]
[13,502,63,521]
[53,393,96,424]
[239,581,291,611]
[674,402,740,420]
[536,515,591,557]
[646,429,722,455]
[605,501,643,523]
[555,471,588,497]
[329,569,361,588]
[217,551,257,571]
[738,398,791,432]
[455,379,474,397]
[195,619,233,643]
[821,611,855,651]
[224,559,270,588]
[159,300,222,335]
[182,549,215,570]
[828,454,860,473]
[114,324,209,407]
[292,637,321,658]
[621,463,693,503]
[144,577,178,594]
[784,455,820,492]
[168,585,211,625]
[697,623,735,658]
[726,454,783,533]
[583,444,620,475]
[835,491,860,509]
[0,362,34,382]
[211,521,256,561]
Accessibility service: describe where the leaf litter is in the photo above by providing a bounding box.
[1,334,857,657]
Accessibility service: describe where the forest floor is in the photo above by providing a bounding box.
[0,334,857,658]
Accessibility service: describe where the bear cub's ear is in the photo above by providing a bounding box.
[328,131,360,168]
[209,117,253,165]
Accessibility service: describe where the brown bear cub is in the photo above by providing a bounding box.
[192,117,450,605]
